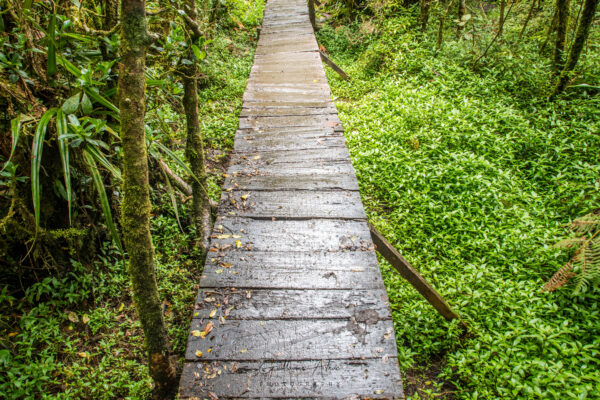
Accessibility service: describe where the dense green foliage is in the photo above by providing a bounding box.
[318,3,600,399]
[0,1,262,397]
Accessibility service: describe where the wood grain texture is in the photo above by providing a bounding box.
[179,0,402,396]
[180,359,403,398]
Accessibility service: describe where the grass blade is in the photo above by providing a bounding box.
[31,108,57,231]
[161,167,184,233]
[47,7,57,79]
[83,149,123,252]
[84,144,122,181]
[56,109,71,224]
[84,87,119,115]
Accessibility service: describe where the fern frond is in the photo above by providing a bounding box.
[544,262,576,291]
[545,210,600,293]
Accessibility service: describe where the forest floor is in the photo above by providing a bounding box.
[0,6,262,397]
[317,6,600,400]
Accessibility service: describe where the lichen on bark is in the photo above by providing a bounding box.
[118,0,176,394]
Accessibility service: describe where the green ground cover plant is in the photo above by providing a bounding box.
[318,5,600,399]
[0,1,261,397]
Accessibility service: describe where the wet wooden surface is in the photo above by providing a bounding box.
[179,0,403,397]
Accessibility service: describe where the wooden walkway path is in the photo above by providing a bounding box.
[178,0,403,397]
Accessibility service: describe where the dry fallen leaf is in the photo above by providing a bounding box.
[191,330,203,337]
[203,321,214,335]
[195,350,203,357]
[216,269,224,274]
[67,311,79,323]
[82,314,90,324]
[216,234,231,239]
[209,309,217,318]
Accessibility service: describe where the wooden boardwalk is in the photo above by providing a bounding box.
[178,0,403,397]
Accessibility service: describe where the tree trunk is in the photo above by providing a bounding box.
[419,0,431,32]
[118,0,176,395]
[182,0,212,254]
[101,0,118,60]
[519,0,537,38]
[554,0,570,72]
[552,0,598,96]
[457,0,466,37]
[498,0,506,37]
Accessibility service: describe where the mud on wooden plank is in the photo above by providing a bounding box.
[194,289,392,320]
[179,358,403,399]
[218,190,366,219]
[184,318,397,361]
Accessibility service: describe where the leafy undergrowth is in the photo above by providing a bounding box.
[318,8,600,400]
[0,3,262,398]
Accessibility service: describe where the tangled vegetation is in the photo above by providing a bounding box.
[317,0,599,398]
[0,0,262,398]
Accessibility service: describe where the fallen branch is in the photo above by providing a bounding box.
[368,223,464,323]
[319,51,349,80]
[158,158,192,196]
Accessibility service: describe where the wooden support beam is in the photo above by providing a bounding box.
[308,0,316,30]
[319,51,349,80]
[368,223,462,322]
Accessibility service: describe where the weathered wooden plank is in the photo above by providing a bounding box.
[230,147,351,166]
[239,106,337,117]
[179,359,403,398]
[369,223,464,323]
[224,173,360,191]
[184,319,397,361]
[218,190,366,219]
[233,133,346,152]
[201,250,383,289]
[209,218,374,253]
[239,114,340,130]
[194,289,392,320]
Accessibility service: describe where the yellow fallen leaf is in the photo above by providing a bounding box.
[78,352,88,358]
[193,312,199,317]
[240,194,250,201]
[216,269,224,274]
[313,79,318,83]
[209,309,217,318]
[118,303,125,312]
[232,235,241,239]
[67,311,79,323]
[207,348,212,353]
[253,155,260,160]
[82,314,90,324]
[235,240,242,248]
[191,330,203,337]
[216,234,231,239]
[240,348,247,353]
[8,332,18,337]
[195,350,203,357]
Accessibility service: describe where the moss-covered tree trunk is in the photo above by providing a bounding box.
[552,0,598,96]
[419,0,431,32]
[118,0,176,394]
[457,0,466,37]
[498,0,506,37]
[553,0,570,72]
[182,0,212,254]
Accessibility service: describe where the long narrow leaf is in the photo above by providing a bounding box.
[84,87,119,114]
[31,108,58,231]
[1,115,22,172]
[153,141,199,185]
[56,109,71,224]
[83,150,123,252]
[161,167,184,233]
[47,8,57,79]
[56,54,82,78]
[84,144,122,181]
